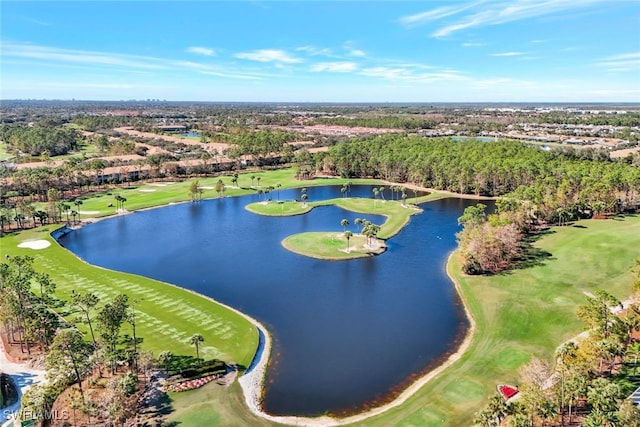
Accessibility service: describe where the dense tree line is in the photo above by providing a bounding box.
[0,124,81,157]
[223,129,296,164]
[320,135,640,221]
[312,115,434,129]
[537,112,640,127]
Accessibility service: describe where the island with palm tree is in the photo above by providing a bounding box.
[246,188,431,260]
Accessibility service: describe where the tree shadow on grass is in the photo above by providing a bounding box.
[165,355,202,375]
[507,228,556,273]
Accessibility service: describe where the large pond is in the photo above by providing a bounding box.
[58,185,490,416]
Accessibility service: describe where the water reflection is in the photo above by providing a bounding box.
[58,186,490,416]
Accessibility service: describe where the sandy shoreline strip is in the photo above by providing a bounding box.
[46,180,482,425]
[236,251,477,426]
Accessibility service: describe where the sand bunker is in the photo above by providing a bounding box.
[199,186,214,189]
[78,210,100,215]
[18,240,51,250]
[139,189,156,192]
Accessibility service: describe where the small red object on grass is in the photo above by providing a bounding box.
[497,384,519,400]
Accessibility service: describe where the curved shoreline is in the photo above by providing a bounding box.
[235,250,476,426]
[40,177,481,425]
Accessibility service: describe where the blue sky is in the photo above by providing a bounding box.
[2,1,639,102]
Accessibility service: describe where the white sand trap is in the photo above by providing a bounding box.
[18,240,51,250]
[78,210,100,215]
[139,189,157,192]
[199,186,214,189]
[149,182,175,186]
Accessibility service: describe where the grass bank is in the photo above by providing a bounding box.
[356,215,640,426]
[5,167,639,426]
[0,227,258,367]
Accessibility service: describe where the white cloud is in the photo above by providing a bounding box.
[1,41,167,70]
[398,2,485,27]
[595,52,640,70]
[402,0,610,38]
[360,66,466,83]
[491,51,525,57]
[186,46,215,56]
[461,42,486,47]
[342,42,366,58]
[234,49,302,63]
[310,62,357,73]
[0,41,266,80]
[296,45,333,56]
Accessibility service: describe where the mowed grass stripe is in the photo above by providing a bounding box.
[0,228,258,366]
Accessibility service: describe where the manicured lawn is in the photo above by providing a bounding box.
[0,227,258,367]
[357,215,640,426]
[282,232,385,260]
[245,200,312,216]
[248,193,444,260]
[4,166,639,426]
[165,381,277,426]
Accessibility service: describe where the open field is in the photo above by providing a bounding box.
[2,168,639,425]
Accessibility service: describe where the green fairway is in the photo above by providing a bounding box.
[355,215,640,426]
[0,227,258,367]
[3,167,639,426]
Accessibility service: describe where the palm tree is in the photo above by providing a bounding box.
[250,175,255,188]
[190,333,204,360]
[556,341,578,426]
[341,185,347,198]
[276,183,282,201]
[378,186,385,200]
[256,176,261,188]
[215,179,225,198]
[344,231,353,252]
[231,173,239,188]
[354,218,364,233]
[341,219,349,233]
[73,199,83,222]
[60,203,71,224]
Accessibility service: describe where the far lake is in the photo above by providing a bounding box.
[58,185,490,416]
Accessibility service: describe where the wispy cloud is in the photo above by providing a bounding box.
[296,45,333,56]
[187,46,215,56]
[18,15,51,26]
[0,41,265,80]
[398,2,486,27]
[491,51,525,57]
[462,42,486,47]
[360,66,466,83]
[595,52,640,72]
[400,0,609,38]
[343,41,366,58]
[1,41,168,70]
[235,49,302,63]
[310,62,357,73]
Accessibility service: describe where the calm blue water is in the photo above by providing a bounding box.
[58,185,489,416]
